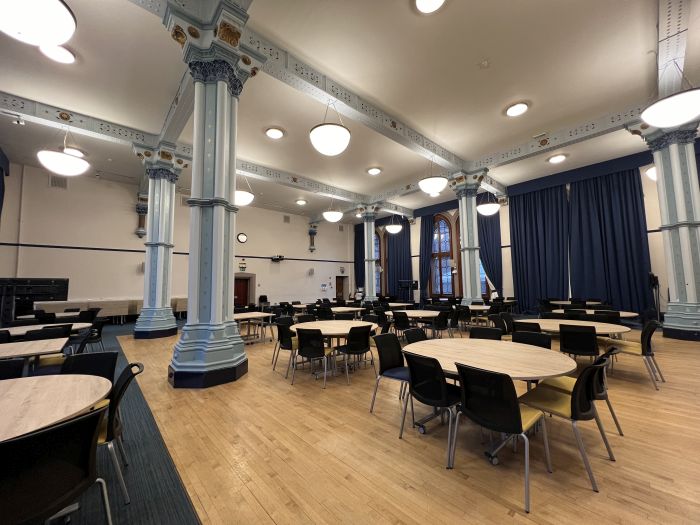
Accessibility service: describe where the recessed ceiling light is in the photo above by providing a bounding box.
[415,0,446,14]
[265,127,284,140]
[547,154,568,164]
[62,146,84,158]
[39,45,75,64]
[367,167,382,176]
[296,199,307,206]
[505,102,529,117]
[645,166,657,181]
[0,0,76,47]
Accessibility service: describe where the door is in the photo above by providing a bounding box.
[335,276,348,300]
[234,278,249,306]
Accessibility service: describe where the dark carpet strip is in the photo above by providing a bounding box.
[69,323,200,525]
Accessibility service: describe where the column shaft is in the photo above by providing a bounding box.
[363,213,377,301]
[456,185,481,305]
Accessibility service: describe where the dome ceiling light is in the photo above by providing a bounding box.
[234,176,255,206]
[505,102,529,117]
[39,44,75,64]
[419,176,448,195]
[37,130,89,176]
[476,192,501,216]
[322,196,343,223]
[415,0,446,14]
[385,215,403,234]
[0,0,76,47]
[309,101,351,156]
[641,61,700,129]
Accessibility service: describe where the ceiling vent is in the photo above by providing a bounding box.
[48,175,68,190]
[283,215,290,224]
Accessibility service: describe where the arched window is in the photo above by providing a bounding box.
[431,215,453,296]
[374,231,381,294]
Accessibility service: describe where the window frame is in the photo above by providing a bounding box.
[430,214,454,297]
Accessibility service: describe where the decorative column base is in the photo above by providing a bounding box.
[663,302,700,340]
[134,307,178,339]
[168,322,247,388]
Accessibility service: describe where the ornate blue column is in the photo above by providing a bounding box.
[133,144,182,339]
[453,172,484,305]
[363,207,378,301]
[164,2,265,387]
[646,125,700,340]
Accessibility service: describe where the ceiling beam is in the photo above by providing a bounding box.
[126,0,253,19]
[158,72,195,144]
[657,0,690,98]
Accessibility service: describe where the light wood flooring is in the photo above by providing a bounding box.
[119,328,700,524]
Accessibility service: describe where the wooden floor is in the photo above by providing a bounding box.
[119,329,700,524]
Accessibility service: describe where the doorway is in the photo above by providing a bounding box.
[335,276,348,300]
[234,278,249,306]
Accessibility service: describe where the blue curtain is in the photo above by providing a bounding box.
[418,214,433,302]
[510,186,570,313]
[570,170,654,312]
[386,218,413,301]
[353,223,365,289]
[476,194,503,297]
[0,147,8,219]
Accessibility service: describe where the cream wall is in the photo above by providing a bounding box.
[0,162,354,305]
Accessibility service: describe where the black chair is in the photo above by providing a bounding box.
[87,319,107,352]
[24,324,73,340]
[488,314,507,334]
[334,313,355,320]
[392,311,412,337]
[0,329,10,343]
[540,312,567,319]
[592,311,621,324]
[373,307,388,325]
[560,324,598,358]
[603,320,665,390]
[0,358,25,380]
[447,309,462,337]
[401,352,461,465]
[296,314,315,323]
[0,406,112,524]
[456,306,471,331]
[61,351,118,382]
[291,329,330,389]
[32,329,93,376]
[317,307,334,321]
[78,308,101,323]
[430,310,450,338]
[514,321,540,332]
[98,362,145,505]
[512,331,552,349]
[403,327,428,345]
[450,364,551,513]
[469,326,503,340]
[67,328,92,355]
[36,311,57,323]
[362,314,379,324]
[272,317,295,372]
[64,308,81,313]
[500,311,515,334]
[520,360,615,493]
[335,325,374,384]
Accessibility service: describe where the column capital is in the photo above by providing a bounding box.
[134,142,187,181]
[644,124,699,152]
[135,202,148,216]
[451,170,484,198]
[188,59,245,97]
[147,167,180,183]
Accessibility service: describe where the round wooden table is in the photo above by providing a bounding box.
[388,303,413,308]
[466,305,490,312]
[289,320,378,337]
[552,309,638,319]
[550,300,602,306]
[404,338,577,380]
[517,318,631,335]
[0,337,69,359]
[0,375,112,442]
[331,307,364,314]
[386,310,440,319]
[5,322,92,337]
[16,312,78,320]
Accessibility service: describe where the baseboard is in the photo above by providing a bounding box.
[663,326,700,341]
[168,359,248,388]
[134,326,178,339]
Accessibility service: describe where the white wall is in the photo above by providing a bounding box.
[0,162,354,305]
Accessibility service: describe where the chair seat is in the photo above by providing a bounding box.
[93,398,110,443]
[382,366,409,381]
[608,339,643,355]
[36,353,65,368]
[336,344,370,356]
[443,383,462,406]
[539,375,576,393]
[520,404,545,432]
[519,385,572,419]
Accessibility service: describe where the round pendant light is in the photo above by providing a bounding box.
[309,123,351,156]
[37,150,89,176]
[476,192,501,216]
[419,176,448,195]
[39,44,75,64]
[645,166,658,181]
[385,223,402,234]
[0,0,76,47]
[415,0,446,14]
[323,210,343,223]
[234,190,254,206]
[641,88,700,129]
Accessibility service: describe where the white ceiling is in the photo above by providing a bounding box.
[0,0,694,217]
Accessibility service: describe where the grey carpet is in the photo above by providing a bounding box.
[68,322,200,525]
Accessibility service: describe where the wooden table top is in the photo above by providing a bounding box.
[0,337,68,359]
[331,307,364,313]
[17,312,78,320]
[4,322,92,337]
[467,305,491,312]
[388,303,413,308]
[234,312,274,321]
[404,338,577,381]
[517,318,631,335]
[290,320,378,337]
[386,310,440,319]
[552,309,638,319]
[550,300,602,306]
[0,375,112,442]
[292,304,308,309]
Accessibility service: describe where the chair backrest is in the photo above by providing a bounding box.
[106,362,144,441]
[404,351,452,407]
[570,361,607,420]
[345,325,372,352]
[297,314,315,323]
[0,329,10,344]
[296,329,326,359]
[392,310,411,330]
[89,319,107,339]
[640,320,661,356]
[470,326,503,340]
[275,317,295,348]
[513,321,539,332]
[334,313,355,320]
[291,301,301,305]
[362,314,379,324]
[456,363,523,434]
[403,327,427,344]
[432,310,449,330]
[373,307,388,325]
[541,312,567,319]
[373,333,405,374]
[64,329,92,355]
[36,311,56,323]
[0,358,25,380]
[379,321,392,334]
[512,331,551,349]
[499,312,514,333]
[60,351,118,381]
[78,309,99,322]
[488,314,507,333]
[24,324,73,340]
[560,324,598,357]
[448,308,460,328]
[592,311,620,324]
[0,406,107,524]
[457,306,471,322]
[317,307,333,320]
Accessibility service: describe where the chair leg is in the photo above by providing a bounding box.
[116,435,129,467]
[322,356,327,389]
[369,376,381,412]
[593,405,615,461]
[285,349,295,379]
[646,355,660,381]
[572,421,599,492]
[642,356,659,390]
[521,432,531,513]
[604,396,624,436]
[399,391,410,438]
[344,355,350,386]
[271,341,279,365]
[290,353,297,385]
[445,407,455,468]
[448,411,461,469]
[95,477,113,525]
[107,441,130,504]
[650,355,666,382]
[539,417,553,473]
